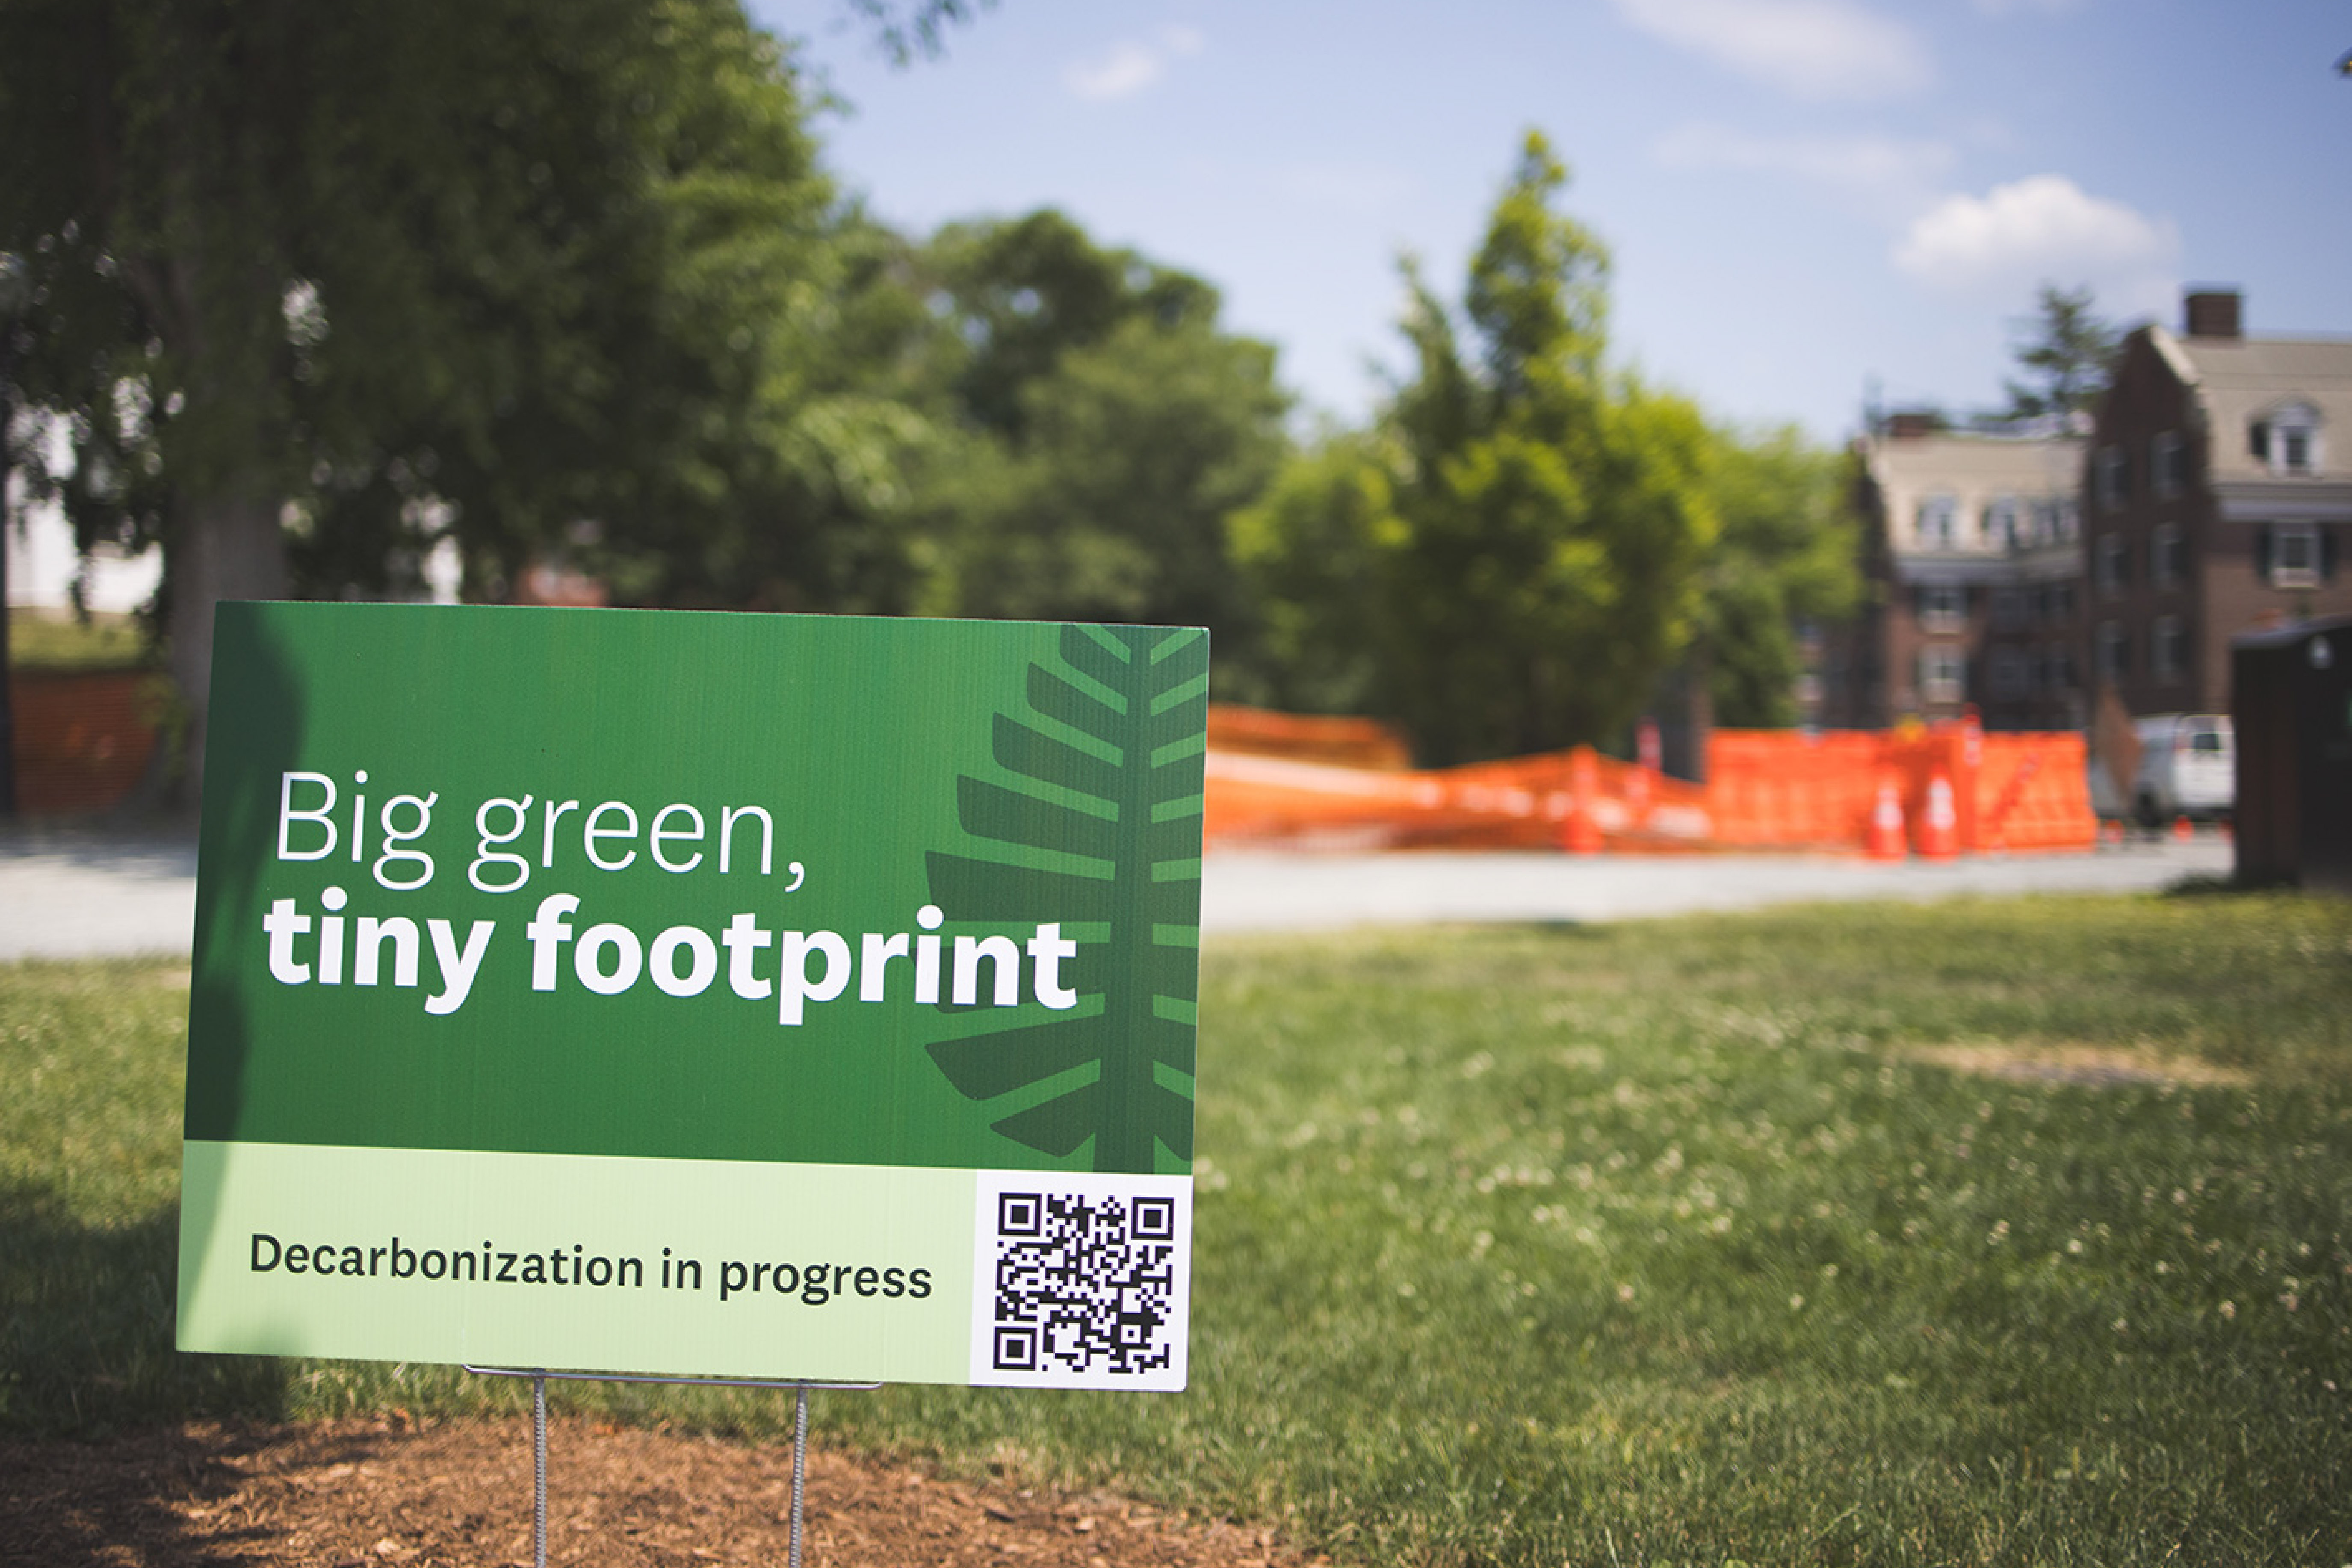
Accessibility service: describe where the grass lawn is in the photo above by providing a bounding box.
[7,609,155,673]
[4,892,2349,1565]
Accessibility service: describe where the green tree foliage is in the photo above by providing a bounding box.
[1690,428,1860,729]
[0,0,838,783]
[1234,133,1717,763]
[903,213,1289,688]
[2003,283,2120,422]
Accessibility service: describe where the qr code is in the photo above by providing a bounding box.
[977,1178,1188,1389]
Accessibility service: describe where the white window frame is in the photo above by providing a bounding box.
[2272,523,2321,588]
[1917,582,1966,633]
[1983,495,2020,548]
[1916,493,1958,549]
[1919,646,1966,706]
[2256,402,2322,478]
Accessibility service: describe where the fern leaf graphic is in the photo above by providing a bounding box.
[925,623,1207,1174]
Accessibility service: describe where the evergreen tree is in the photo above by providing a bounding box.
[2003,283,2119,422]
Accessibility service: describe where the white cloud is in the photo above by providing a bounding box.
[1894,174,2178,307]
[1063,25,1204,103]
[1654,123,1955,219]
[1610,0,1931,102]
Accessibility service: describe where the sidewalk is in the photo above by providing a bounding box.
[0,825,2236,959]
[1200,836,2234,933]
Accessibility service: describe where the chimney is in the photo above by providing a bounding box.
[2184,289,2243,340]
[1886,410,1942,440]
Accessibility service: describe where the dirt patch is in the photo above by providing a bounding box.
[0,1417,1309,1568]
[1904,1040,2249,1089]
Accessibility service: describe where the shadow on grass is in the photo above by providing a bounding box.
[2161,870,2304,898]
[0,1181,287,1440]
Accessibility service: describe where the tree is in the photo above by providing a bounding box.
[1234,132,1717,763]
[902,211,1289,687]
[2003,283,2119,423]
[1684,426,1860,732]
[0,0,835,792]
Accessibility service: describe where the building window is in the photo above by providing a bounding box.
[1983,495,2020,548]
[1992,588,2026,631]
[1989,648,2030,699]
[1916,493,1958,548]
[2095,448,2131,511]
[2152,616,2188,683]
[2098,534,2130,596]
[2151,431,2185,499]
[2264,523,2321,588]
[2047,645,2075,691]
[2097,621,2130,682]
[2153,524,2186,587]
[1919,647,1965,705]
[2253,403,2322,477]
[1915,583,1966,632]
[2046,582,2075,623]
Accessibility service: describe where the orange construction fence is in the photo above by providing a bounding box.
[1202,704,2096,856]
[7,671,165,817]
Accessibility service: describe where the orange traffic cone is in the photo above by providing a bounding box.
[1865,774,1906,860]
[2172,815,2195,844]
[1920,772,1960,862]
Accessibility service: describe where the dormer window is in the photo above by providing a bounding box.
[1916,493,1957,548]
[1983,496,2019,548]
[2252,402,2320,476]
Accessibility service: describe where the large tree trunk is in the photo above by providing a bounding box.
[167,490,287,803]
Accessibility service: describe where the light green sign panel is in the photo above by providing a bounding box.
[177,602,1203,1390]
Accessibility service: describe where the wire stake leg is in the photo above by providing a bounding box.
[533,1370,548,1568]
[789,1383,810,1568]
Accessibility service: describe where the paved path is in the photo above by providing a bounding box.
[0,830,201,960]
[0,825,2235,958]
[1199,838,2234,933]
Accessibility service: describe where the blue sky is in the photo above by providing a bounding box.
[758,0,2351,443]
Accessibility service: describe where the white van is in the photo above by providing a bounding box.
[2130,714,2234,824]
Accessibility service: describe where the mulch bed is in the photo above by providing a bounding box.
[0,1417,1310,1568]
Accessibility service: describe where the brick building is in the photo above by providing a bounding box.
[2086,290,2352,717]
[1819,416,2084,731]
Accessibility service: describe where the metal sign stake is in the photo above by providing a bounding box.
[468,1364,878,1568]
[532,1370,548,1568]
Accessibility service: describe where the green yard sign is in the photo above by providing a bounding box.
[176,602,1203,1390]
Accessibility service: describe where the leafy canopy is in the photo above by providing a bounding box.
[1235,132,1719,763]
